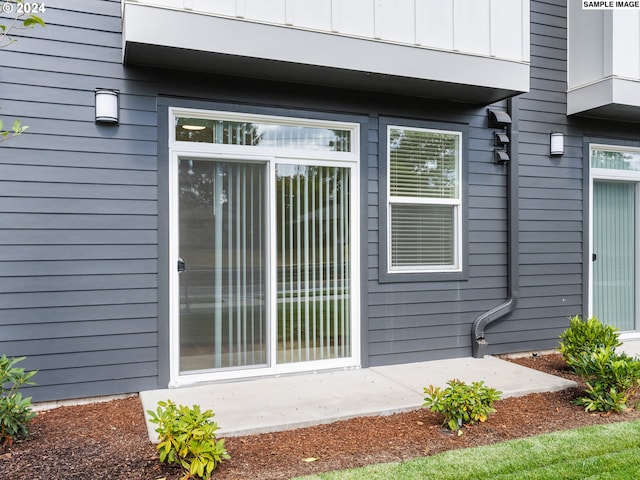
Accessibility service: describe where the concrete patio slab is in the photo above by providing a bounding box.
[371,355,575,398]
[140,354,577,441]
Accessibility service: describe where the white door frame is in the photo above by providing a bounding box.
[168,107,361,387]
[589,143,640,338]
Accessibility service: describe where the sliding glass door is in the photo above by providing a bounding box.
[178,159,267,373]
[171,108,360,382]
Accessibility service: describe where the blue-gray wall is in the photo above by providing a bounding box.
[1,0,160,400]
[2,0,639,402]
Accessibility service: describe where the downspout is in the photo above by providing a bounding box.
[471,96,520,358]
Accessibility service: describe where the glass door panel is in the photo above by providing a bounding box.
[593,180,636,331]
[276,164,351,363]
[178,159,267,373]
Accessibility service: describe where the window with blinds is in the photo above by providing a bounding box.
[387,126,461,272]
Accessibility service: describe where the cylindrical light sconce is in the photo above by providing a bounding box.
[550,132,564,156]
[95,89,119,124]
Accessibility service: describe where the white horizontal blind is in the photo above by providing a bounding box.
[388,126,461,271]
[391,204,454,266]
[389,129,458,198]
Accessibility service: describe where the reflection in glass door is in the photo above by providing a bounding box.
[178,159,266,373]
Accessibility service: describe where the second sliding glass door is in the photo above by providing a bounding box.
[178,158,352,375]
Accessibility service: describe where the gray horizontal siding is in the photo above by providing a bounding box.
[0,197,156,214]
[2,318,156,342]
[0,274,157,293]
[5,334,157,358]
[369,298,513,320]
[0,164,157,184]
[0,289,157,309]
[369,311,493,331]
[473,0,582,355]
[1,303,157,325]
[366,99,512,365]
[20,347,158,371]
[0,229,157,244]
[368,346,470,367]
[1,0,159,401]
[367,96,506,366]
[0,245,157,261]
[2,135,157,155]
[0,150,157,170]
[20,361,158,392]
[2,259,157,277]
[20,378,158,402]
[0,213,157,229]
[0,182,157,199]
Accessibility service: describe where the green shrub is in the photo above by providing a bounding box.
[559,315,622,371]
[147,400,230,480]
[0,355,37,448]
[423,379,502,433]
[558,316,640,412]
[570,347,640,412]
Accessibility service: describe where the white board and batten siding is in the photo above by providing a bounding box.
[132,0,529,62]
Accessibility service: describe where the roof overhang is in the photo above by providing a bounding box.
[568,77,640,123]
[122,3,529,104]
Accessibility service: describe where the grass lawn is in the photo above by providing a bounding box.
[296,420,640,479]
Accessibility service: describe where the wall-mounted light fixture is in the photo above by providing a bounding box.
[95,88,119,125]
[550,132,564,156]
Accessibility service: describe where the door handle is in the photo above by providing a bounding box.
[178,257,186,272]
[592,253,597,262]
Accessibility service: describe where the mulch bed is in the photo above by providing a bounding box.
[2,353,640,479]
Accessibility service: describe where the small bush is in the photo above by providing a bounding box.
[570,347,640,412]
[0,355,37,448]
[559,316,640,412]
[559,315,622,371]
[423,379,502,433]
[147,400,229,480]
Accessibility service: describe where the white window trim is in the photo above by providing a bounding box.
[171,107,356,162]
[386,125,463,274]
[168,107,361,387]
